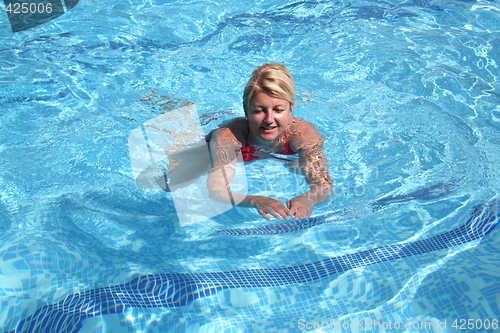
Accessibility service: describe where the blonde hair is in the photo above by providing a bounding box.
[242,63,295,114]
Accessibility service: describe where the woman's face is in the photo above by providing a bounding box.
[247,92,294,142]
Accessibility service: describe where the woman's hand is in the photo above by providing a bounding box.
[251,196,292,221]
[286,197,314,220]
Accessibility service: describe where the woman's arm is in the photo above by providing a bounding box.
[207,126,293,220]
[206,126,240,204]
[287,122,333,219]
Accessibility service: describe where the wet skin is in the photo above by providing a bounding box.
[207,92,332,220]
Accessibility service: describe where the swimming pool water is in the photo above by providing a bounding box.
[1,0,500,332]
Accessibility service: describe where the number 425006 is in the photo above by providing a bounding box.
[6,2,53,14]
[452,319,498,330]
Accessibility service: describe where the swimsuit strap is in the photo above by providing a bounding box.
[241,127,261,162]
[245,127,250,147]
[282,130,293,154]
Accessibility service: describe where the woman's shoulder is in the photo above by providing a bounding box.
[288,117,323,152]
[210,117,247,147]
[288,118,321,139]
[219,117,247,130]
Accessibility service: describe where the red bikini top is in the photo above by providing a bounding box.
[240,130,297,162]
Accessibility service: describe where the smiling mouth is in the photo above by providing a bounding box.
[261,126,277,131]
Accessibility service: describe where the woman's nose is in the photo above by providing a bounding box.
[264,112,274,123]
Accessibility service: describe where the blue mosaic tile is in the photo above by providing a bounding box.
[7,199,499,333]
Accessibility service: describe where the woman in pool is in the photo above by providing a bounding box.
[207,63,332,220]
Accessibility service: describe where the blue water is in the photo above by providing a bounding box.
[1,0,500,332]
